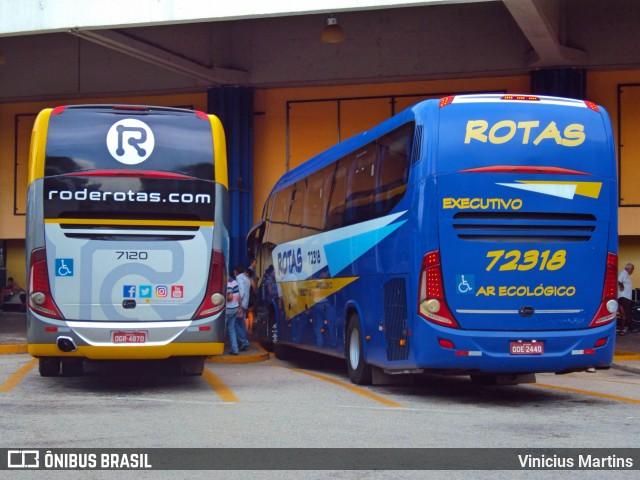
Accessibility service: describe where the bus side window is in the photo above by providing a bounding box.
[375,124,412,216]
[303,169,330,234]
[344,143,377,226]
[289,181,305,239]
[268,187,293,247]
[326,159,347,231]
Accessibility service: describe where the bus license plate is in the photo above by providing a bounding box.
[112,331,147,344]
[510,341,543,355]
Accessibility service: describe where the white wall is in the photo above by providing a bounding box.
[0,0,475,36]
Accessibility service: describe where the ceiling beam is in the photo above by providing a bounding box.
[502,0,586,66]
[69,28,249,85]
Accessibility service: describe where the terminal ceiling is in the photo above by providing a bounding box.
[0,0,639,102]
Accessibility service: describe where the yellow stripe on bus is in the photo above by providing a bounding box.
[28,108,53,185]
[208,115,229,190]
[28,342,224,360]
[44,218,214,227]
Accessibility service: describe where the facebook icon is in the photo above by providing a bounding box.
[123,285,136,298]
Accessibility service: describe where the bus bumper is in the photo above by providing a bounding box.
[27,310,225,360]
[407,322,616,374]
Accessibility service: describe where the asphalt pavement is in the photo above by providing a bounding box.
[1,311,639,372]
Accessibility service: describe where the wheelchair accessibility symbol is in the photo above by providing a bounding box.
[456,274,474,294]
[55,258,74,277]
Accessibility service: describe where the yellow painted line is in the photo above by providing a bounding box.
[202,368,238,403]
[288,368,404,408]
[563,373,640,387]
[0,358,37,393]
[533,382,640,405]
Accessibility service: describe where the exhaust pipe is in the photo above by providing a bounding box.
[56,336,77,353]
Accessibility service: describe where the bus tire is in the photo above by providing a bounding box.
[346,314,372,385]
[39,357,61,377]
[179,356,205,376]
[61,358,83,377]
[470,374,498,385]
[274,343,291,360]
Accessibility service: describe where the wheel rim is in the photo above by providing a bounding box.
[349,329,360,370]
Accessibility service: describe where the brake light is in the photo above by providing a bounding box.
[439,96,454,108]
[28,248,64,319]
[193,249,227,319]
[418,250,459,328]
[589,252,618,327]
[51,106,67,116]
[195,110,209,121]
[584,101,600,113]
[501,95,540,101]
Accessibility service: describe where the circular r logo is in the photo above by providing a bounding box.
[106,119,155,165]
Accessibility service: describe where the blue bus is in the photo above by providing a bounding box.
[247,94,618,385]
[26,105,230,377]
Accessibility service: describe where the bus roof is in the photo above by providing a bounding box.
[271,94,614,195]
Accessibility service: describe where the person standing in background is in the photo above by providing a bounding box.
[235,264,252,352]
[618,262,635,336]
[225,272,241,355]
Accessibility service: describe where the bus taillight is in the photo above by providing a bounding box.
[584,101,600,112]
[589,252,618,327]
[418,250,459,328]
[193,249,227,320]
[28,247,64,320]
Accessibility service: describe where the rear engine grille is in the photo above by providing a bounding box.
[452,212,596,242]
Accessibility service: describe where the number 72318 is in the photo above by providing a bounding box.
[485,249,566,271]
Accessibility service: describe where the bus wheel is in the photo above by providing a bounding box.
[470,374,498,385]
[39,357,61,377]
[179,356,205,376]
[274,343,291,360]
[346,314,372,385]
[61,358,83,377]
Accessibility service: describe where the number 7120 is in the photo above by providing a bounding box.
[485,249,566,271]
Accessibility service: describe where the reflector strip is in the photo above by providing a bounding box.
[455,351,482,356]
[571,349,596,355]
